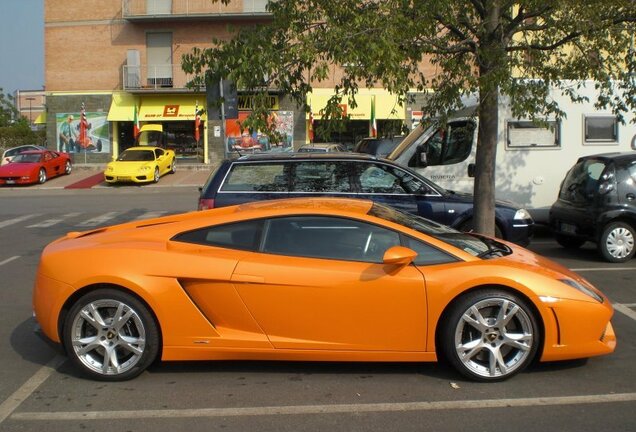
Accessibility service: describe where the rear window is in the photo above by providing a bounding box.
[355,138,401,157]
[559,159,609,203]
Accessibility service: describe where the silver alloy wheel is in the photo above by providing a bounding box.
[454,298,534,379]
[69,299,146,376]
[153,167,160,183]
[605,226,634,260]
[38,168,46,184]
[65,160,72,175]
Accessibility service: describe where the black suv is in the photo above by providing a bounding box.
[199,153,533,245]
[550,152,636,262]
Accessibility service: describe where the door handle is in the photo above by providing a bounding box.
[626,193,635,201]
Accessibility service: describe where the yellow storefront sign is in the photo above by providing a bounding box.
[307,89,404,120]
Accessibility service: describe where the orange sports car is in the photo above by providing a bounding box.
[32,198,616,381]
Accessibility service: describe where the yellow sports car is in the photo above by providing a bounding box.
[104,146,176,184]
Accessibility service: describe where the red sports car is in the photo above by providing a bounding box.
[0,150,72,185]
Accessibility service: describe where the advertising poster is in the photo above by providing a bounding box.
[56,112,111,153]
[226,111,294,154]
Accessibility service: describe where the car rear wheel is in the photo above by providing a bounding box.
[153,167,160,183]
[38,168,47,184]
[64,160,72,175]
[63,289,160,381]
[440,289,539,382]
[555,233,585,249]
[599,222,635,263]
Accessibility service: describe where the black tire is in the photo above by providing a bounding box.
[62,288,159,381]
[153,167,160,183]
[38,168,47,184]
[554,233,585,249]
[459,219,504,239]
[598,221,636,263]
[170,158,176,174]
[440,289,540,382]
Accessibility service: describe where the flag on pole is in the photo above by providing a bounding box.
[79,102,89,146]
[308,104,315,143]
[133,104,140,139]
[195,101,201,142]
[370,96,377,138]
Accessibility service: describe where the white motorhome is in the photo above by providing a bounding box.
[388,82,636,223]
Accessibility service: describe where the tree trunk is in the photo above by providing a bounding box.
[473,88,498,237]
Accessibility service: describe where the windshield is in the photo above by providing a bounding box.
[12,153,42,163]
[117,150,155,162]
[368,202,497,257]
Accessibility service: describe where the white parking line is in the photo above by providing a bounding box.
[614,303,636,321]
[0,356,65,425]
[27,213,82,228]
[570,267,636,272]
[76,211,120,227]
[0,256,20,267]
[0,214,40,229]
[10,392,636,421]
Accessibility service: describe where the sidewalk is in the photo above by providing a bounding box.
[5,163,214,190]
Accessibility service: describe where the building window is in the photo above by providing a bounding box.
[584,115,618,143]
[146,32,173,88]
[506,120,560,149]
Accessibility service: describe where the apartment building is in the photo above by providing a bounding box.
[44,0,420,164]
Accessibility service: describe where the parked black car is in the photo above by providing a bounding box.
[199,153,534,245]
[550,152,636,262]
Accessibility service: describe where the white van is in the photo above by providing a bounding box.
[388,81,636,223]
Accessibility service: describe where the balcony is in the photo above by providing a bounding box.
[122,0,271,21]
[123,64,195,91]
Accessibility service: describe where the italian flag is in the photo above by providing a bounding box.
[370,95,377,138]
[133,105,140,139]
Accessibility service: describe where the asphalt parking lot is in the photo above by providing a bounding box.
[0,184,635,432]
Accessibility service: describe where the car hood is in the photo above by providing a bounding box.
[444,189,521,210]
[107,161,155,174]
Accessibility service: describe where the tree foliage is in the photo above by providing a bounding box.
[182,0,636,234]
[0,88,21,128]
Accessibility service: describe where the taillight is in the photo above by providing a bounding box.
[198,198,215,210]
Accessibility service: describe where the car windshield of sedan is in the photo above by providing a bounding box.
[368,203,500,257]
[117,150,155,162]
[12,154,42,163]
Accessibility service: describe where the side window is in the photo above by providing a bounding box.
[584,116,618,143]
[154,148,164,158]
[292,161,351,192]
[402,235,456,266]
[421,121,475,166]
[506,120,560,149]
[221,163,288,192]
[354,163,427,194]
[262,216,401,263]
[172,219,264,251]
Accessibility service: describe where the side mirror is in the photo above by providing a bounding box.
[111,155,117,161]
[383,246,417,266]
[467,163,475,178]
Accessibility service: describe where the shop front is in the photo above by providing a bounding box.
[107,92,208,163]
[306,89,406,148]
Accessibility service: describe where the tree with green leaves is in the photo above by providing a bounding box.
[0,88,20,128]
[183,0,636,235]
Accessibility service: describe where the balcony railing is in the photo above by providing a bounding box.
[124,64,194,90]
[122,0,269,18]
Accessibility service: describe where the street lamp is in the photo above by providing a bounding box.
[26,97,35,124]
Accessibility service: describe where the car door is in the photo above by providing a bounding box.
[232,216,427,352]
[154,148,169,173]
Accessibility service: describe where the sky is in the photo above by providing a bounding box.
[0,0,44,95]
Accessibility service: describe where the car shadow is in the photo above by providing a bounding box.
[10,317,64,367]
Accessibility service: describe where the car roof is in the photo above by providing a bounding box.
[236,197,373,214]
[577,152,636,164]
[299,143,342,148]
[124,146,161,151]
[18,150,48,155]
[234,152,380,162]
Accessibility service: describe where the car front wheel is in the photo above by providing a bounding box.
[440,289,539,382]
[153,167,160,183]
[599,222,635,263]
[62,289,160,381]
[64,160,72,175]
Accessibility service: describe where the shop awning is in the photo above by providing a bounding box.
[107,92,139,121]
[34,112,46,124]
[138,95,207,121]
[307,89,405,120]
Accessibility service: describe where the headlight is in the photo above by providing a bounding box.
[140,165,152,171]
[106,166,113,171]
[559,278,604,303]
[514,209,532,221]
